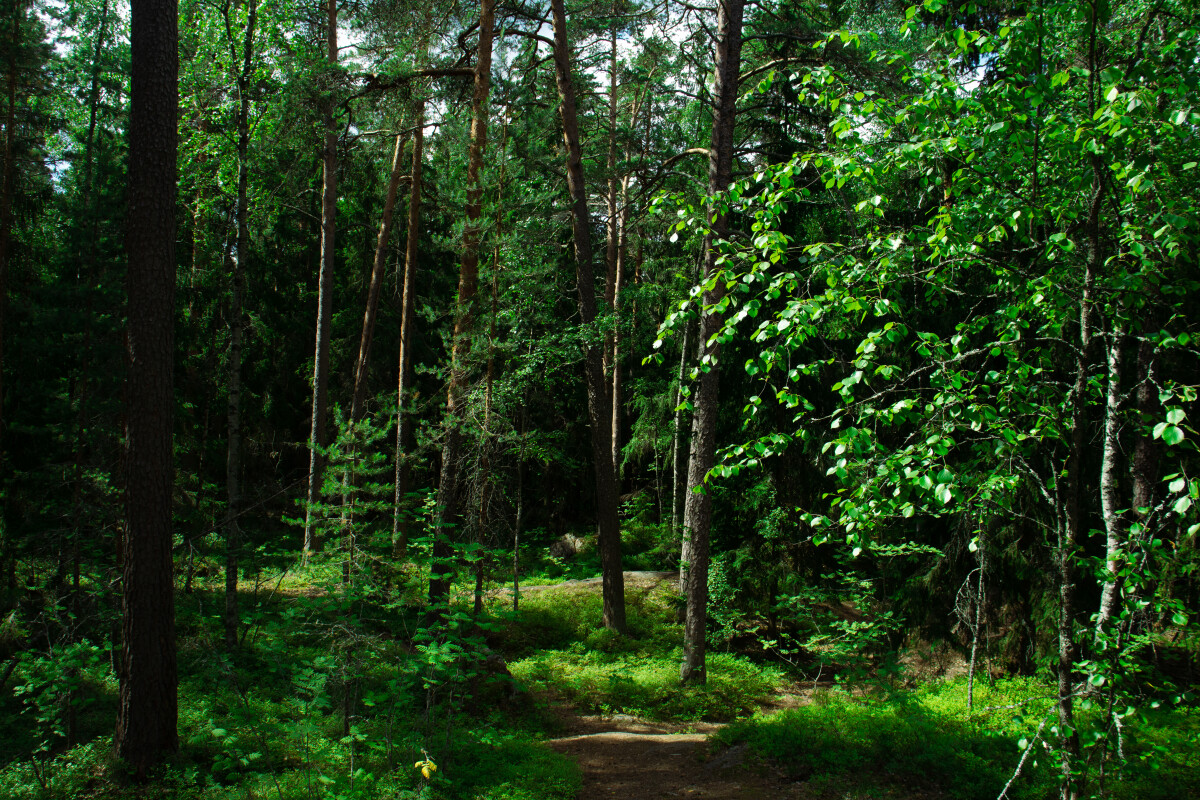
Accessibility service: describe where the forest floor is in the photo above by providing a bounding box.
[514,571,822,799]
[545,705,798,800]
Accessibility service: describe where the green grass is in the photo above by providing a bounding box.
[714,677,1200,800]
[0,561,580,800]
[5,552,1195,800]
[502,575,786,722]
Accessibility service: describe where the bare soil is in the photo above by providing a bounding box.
[547,708,801,800]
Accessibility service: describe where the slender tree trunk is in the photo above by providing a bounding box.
[967,539,985,712]
[680,0,744,685]
[611,191,629,477]
[1055,14,1105,796]
[472,112,509,617]
[351,132,408,424]
[340,129,407,582]
[224,0,256,651]
[393,97,425,555]
[70,0,111,614]
[1129,314,1161,567]
[604,20,622,476]
[304,0,338,553]
[671,320,692,538]
[550,0,626,633]
[513,402,527,613]
[116,0,178,774]
[430,0,494,611]
[1095,326,1128,637]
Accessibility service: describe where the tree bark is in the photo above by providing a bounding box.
[1055,15,1105,796]
[550,0,626,633]
[116,0,178,774]
[224,0,256,652]
[304,0,338,553]
[671,318,692,538]
[430,0,494,611]
[513,401,527,613]
[393,97,425,554]
[680,0,743,685]
[1095,326,1127,638]
[605,20,621,476]
[351,131,408,424]
[1130,314,1161,545]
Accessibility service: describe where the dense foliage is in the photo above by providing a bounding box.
[0,0,1196,796]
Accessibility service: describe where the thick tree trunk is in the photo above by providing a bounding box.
[304,0,338,553]
[224,0,255,651]
[430,0,493,611]
[393,98,425,554]
[116,0,178,774]
[550,0,626,633]
[680,0,743,685]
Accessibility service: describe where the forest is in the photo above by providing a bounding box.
[0,0,1197,796]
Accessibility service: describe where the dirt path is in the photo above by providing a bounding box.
[515,571,805,798]
[547,711,799,800]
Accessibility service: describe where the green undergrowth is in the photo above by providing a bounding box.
[714,677,1200,800]
[0,562,581,800]
[502,576,785,721]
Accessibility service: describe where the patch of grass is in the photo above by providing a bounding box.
[715,686,1052,800]
[441,735,581,800]
[716,677,1200,800]
[504,579,785,721]
[513,647,783,721]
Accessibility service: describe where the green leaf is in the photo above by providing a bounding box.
[1162,426,1185,446]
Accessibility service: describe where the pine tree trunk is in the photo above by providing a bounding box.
[430,0,494,611]
[605,21,621,476]
[351,132,408,424]
[224,0,255,651]
[304,0,338,553]
[116,0,178,774]
[70,0,111,614]
[680,0,743,685]
[393,98,425,555]
[550,0,626,633]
